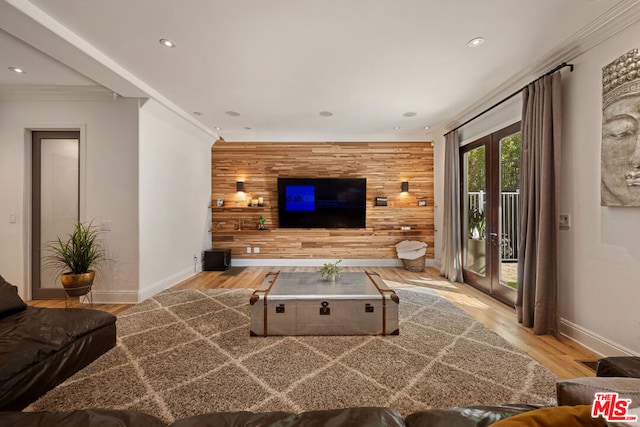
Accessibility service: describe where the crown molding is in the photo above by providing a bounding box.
[0,84,116,101]
[435,0,640,137]
[220,131,432,143]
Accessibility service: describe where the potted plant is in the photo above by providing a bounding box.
[468,206,486,240]
[467,206,486,273]
[258,216,266,230]
[44,220,108,296]
[319,260,342,282]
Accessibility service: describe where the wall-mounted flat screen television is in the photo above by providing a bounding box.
[277,178,366,228]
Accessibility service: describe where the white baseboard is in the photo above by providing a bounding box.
[137,267,197,302]
[560,318,639,357]
[90,290,140,304]
[92,267,196,304]
[231,258,436,267]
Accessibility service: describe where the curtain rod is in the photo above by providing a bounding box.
[450,62,574,133]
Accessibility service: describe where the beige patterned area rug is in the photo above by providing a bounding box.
[27,287,558,423]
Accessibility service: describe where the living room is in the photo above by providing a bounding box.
[2,1,640,425]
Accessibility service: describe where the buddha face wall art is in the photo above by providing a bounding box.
[602,46,640,207]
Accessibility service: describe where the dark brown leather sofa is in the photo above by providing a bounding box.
[0,274,116,411]
[0,405,540,427]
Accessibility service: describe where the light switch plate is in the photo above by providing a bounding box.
[559,213,570,230]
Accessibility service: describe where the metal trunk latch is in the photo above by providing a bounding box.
[276,304,285,313]
[320,301,330,315]
[365,303,374,313]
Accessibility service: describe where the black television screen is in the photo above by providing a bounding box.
[278,178,366,228]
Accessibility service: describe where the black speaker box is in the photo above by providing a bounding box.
[203,249,231,271]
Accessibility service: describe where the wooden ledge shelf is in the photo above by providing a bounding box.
[373,228,436,235]
[211,228,435,235]
[211,229,272,233]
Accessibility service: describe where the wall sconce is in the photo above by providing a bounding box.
[236,181,244,192]
[401,181,409,192]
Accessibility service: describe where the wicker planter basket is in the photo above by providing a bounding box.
[401,255,425,272]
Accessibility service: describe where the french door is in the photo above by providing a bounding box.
[460,122,520,306]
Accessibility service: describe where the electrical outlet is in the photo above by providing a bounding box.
[246,247,251,254]
[559,213,570,230]
[254,247,260,254]
[9,214,16,224]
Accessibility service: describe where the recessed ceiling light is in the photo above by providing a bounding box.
[394,126,400,130]
[225,111,240,117]
[9,66,25,74]
[159,38,176,48]
[214,126,222,130]
[193,111,202,116]
[468,37,485,48]
[244,127,252,130]
[319,111,333,117]
[424,126,430,130]
[403,112,417,117]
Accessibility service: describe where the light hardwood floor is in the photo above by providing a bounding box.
[28,266,600,380]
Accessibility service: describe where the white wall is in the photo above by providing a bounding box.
[559,21,640,356]
[458,96,521,146]
[432,136,444,267]
[138,99,213,301]
[0,97,140,301]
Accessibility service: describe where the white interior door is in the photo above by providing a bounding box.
[32,131,80,299]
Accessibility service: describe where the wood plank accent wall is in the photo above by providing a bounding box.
[211,140,435,260]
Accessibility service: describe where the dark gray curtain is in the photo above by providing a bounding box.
[517,72,562,336]
[440,130,464,283]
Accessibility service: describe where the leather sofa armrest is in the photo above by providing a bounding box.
[404,404,544,427]
[557,377,640,406]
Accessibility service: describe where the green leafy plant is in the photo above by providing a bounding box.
[44,220,108,275]
[258,216,266,230]
[319,260,342,281]
[468,206,486,240]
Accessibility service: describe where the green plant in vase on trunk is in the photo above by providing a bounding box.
[319,260,342,282]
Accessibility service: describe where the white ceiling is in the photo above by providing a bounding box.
[1,0,639,141]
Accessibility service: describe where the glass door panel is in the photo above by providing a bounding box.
[498,132,521,293]
[463,146,487,271]
[493,128,521,304]
[462,138,491,294]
